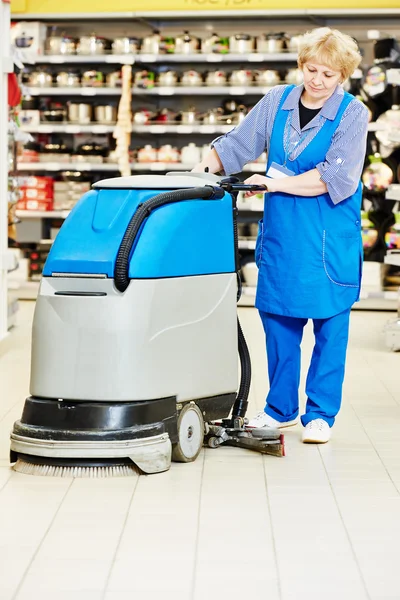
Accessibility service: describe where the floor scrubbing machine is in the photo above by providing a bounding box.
[10,172,284,477]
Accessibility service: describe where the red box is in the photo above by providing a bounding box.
[18,176,54,190]
[20,188,54,201]
[17,198,54,212]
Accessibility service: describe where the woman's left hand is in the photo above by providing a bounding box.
[243,174,275,197]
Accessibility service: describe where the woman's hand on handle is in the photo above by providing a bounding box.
[243,175,274,198]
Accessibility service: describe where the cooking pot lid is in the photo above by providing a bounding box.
[93,173,221,189]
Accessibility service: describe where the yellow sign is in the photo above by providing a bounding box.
[11,0,400,14]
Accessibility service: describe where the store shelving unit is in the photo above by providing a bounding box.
[0,0,12,343]
[10,8,400,309]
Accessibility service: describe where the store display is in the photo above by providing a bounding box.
[55,70,80,87]
[81,70,105,87]
[201,33,229,54]
[45,31,77,55]
[256,32,286,53]
[112,36,140,55]
[229,34,254,54]
[76,34,111,55]
[11,21,47,56]
[67,102,92,124]
[94,104,117,123]
[254,69,280,86]
[181,70,203,86]
[175,31,200,54]
[27,69,52,87]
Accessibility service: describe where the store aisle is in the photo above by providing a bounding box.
[0,303,400,600]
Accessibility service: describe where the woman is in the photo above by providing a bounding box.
[192,27,369,444]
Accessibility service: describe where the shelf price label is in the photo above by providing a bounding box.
[201,126,217,134]
[229,87,246,95]
[149,126,167,134]
[48,56,65,64]
[91,126,111,134]
[157,87,175,95]
[105,55,135,65]
[177,126,194,133]
[150,163,167,171]
[66,126,83,134]
[81,88,97,96]
[206,55,223,62]
[249,54,264,62]
[139,54,157,63]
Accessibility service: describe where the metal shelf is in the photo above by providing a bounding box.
[27,53,298,65]
[17,162,266,173]
[133,86,272,95]
[384,252,400,268]
[16,210,71,219]
[20,123,233,134]
[26,87,122,96]
[24,85,273,97]
[20,124,116,134]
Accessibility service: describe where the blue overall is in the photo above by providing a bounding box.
[255,85,363,427]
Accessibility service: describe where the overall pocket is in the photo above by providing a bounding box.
[255,219,264,268]
[322,229,361,288]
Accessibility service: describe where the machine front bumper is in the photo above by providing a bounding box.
[10,430,171,474]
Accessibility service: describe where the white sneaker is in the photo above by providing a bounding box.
[302,419,331,444]
[246,411,298,429]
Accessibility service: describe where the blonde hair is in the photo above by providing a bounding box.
[297,27,362,81]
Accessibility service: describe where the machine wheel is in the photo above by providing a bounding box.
[172,403,204,463]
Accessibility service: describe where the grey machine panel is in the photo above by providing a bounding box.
[30,273,238,402]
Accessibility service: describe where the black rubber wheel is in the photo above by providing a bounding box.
[172,403,204,463]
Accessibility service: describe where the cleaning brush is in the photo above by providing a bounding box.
[13,458,140,478]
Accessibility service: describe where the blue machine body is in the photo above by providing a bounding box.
[43,187,235,279]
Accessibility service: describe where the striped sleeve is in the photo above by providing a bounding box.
[316,100,369,204]
[212,85,288,175]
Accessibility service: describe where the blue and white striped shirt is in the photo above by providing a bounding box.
[213,84,369,204]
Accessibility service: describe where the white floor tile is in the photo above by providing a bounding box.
[1,303,400,599]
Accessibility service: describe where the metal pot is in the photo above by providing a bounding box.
[201,33,229,55]
[28,70,53,87]
[175,31,200,54]
[76,142,108,156]
[42,142,71,154]
[81,70,105,87]
[285,68,303,85]
[205,71,227,86]
[68,103,92,124]
[42,109,66,122]
[15,34,34,49]
[140,31,161,55]
[286,34,303,52]
[181,70,203,86]
[158,70,179,87]
[106,71,122,88]
[94,105,117,123]
[256,33,286,54]
[202,108,224,124]
[229,70,253,86]
[133,109,153,124]
[112,37,140,55]
[45,34,77,55]
[179,107,198,124]
[231,105,248,124]
[76,35,110,55]
[134,70,155,89]
[254,69,280,86]
[229,34,254,54]
[56,70,80,87]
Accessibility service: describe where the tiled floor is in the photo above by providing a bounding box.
[1,302,400,600]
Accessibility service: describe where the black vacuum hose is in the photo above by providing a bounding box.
[114,185,223,292]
